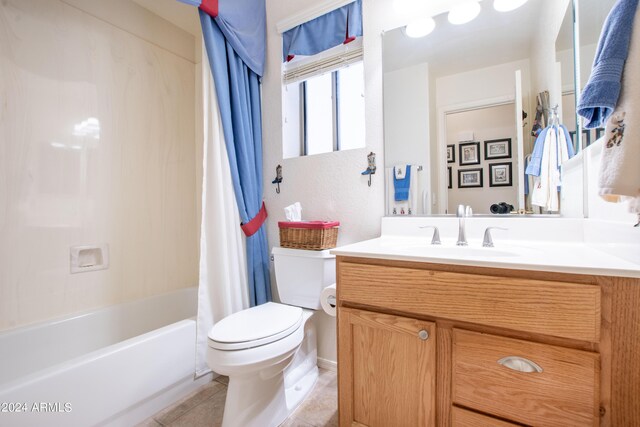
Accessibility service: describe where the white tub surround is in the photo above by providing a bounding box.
[331,217,640,278]
[0,288,208,427]
[0,0,199,332]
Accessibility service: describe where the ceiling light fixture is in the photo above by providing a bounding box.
[493,0,529,12]
[404,17,436,38]
[448,1,481,25]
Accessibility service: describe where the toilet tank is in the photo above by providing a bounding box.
[272,247,336,310]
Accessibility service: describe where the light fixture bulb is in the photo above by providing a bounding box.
[448,1,481,25]
[404,17,436,38]
[494,0,529,12]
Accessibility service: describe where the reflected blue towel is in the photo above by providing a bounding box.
[525,125,576,179]
[577,0,639,129]
[560,125,576,158]
[394,165,411,201]
[525,127,549,177]
[524,156,530,195]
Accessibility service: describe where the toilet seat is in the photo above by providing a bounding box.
[208,302,303,351]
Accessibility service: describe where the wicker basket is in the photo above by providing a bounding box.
[278,221,340,250]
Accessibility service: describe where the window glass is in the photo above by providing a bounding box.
[337,62,365,151]
[283,82,303,158]
[304,73,334,156]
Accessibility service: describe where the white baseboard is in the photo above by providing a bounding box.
[317,357,337,372]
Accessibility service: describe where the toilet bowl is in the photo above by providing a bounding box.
[206,248,335,427]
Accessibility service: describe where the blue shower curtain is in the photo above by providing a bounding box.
[195,4,271,306]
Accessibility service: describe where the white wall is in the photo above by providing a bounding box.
[0,0,199,330]
[384,63,430,168]
[436,59,532,109]
[384,63,430,213]
[529,0,571,108]
[446,104,518,214]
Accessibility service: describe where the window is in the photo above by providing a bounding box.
[283,43,365,158]
[304,72,334,155]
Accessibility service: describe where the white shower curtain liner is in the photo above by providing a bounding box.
[196,46,250,376]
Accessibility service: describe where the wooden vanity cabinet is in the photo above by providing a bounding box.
[336,256,640,427]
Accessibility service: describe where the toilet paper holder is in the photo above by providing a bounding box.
[326,294,336,308]
[320,284,337,317]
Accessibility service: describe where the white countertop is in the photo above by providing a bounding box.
[331,236,640,279]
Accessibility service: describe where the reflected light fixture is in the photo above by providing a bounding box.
[72,117,101,139]
[494,0,529,12]
[404,17,436,38]
[394,0,429,15]
[448,0,481,25]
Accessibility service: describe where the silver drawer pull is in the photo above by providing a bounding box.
[497,356,543,373]
[418,330,429,341]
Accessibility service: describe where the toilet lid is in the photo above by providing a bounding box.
[208,302,303,351]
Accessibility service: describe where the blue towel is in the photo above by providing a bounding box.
[577,0,639,129]
[394,165,411,201]
[525,127,549,177]
[559,125,576,158]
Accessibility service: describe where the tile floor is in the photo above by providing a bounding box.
[137,368,338,427]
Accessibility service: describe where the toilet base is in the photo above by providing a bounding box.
[220,310,318,427]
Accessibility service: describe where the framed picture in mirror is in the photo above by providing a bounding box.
[458,168,483,188]
[459,142,480,166]
[447,145,455,163]
[448,166,452,189]
[489,162,512,187]
[484,138,511,160]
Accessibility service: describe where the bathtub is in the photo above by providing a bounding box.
[0,287,211,427]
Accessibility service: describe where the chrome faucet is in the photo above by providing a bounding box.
[483,227,508,247]
[419,226,441,245]
[456,205,473,246]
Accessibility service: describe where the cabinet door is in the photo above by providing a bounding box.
[338,307,436,427]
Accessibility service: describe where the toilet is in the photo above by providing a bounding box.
[206,247,336,427]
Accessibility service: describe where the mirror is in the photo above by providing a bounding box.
[383,0,577,215]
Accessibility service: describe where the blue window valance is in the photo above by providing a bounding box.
[177,0,266,76]
[282,0,363,63]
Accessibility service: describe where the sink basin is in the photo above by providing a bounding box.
[380,238,520,258]
[397,245,516,258]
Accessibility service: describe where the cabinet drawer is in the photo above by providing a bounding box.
[451,406,518,426]
[338,262,601,342]
[452,329,600,426]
